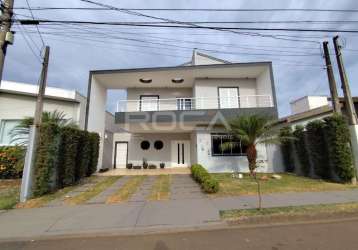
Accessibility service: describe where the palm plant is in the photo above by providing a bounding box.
[10,110,77,145]
[222,114,288,209]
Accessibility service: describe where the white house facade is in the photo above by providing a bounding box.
[0,81,87,146]
[86,51,284,173]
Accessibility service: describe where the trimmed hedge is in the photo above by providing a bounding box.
[32,124,100,197]
[279,126,295,172]
[293,125,310,176]
[87,132,100,177]
[306,120,331,179]
[324,115,355,182]
[0,146,25,179]
[57,127,81,187]
[191,164,219,193]
[33,123,60,196]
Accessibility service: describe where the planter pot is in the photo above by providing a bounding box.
[160,163,165,169]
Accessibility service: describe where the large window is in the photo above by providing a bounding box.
[211,133,246,156]
[218,87,239,109]
[0,120,21,145]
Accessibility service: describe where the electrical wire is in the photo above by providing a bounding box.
[24,0,46,50]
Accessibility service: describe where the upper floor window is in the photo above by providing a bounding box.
[218,87,239,109]
[140,95,159,111]
[211,133,246,156]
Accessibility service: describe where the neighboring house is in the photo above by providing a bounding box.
[86,50,284,173]
[0,81,87,146]
[277,95,358,128]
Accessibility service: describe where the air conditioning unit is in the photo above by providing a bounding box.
[5,31,14,44]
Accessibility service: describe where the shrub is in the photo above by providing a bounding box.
[33,123,60,196]
[75,130,91,181]
[293,125,310,176]
[306,120,330,179]
[57,127,81,187]
[279,126,295,172]
[191,164,219,193]
[87,132,100,176]
[0,146,25,179]
[143,158,148,169]
[324,115,355,182]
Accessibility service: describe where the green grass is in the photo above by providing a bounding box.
[211,173,358,197]
[66,176,121,205]
[147,175,171,201]
[220,202,358,220]
[0,180,20,210]
[107,176,146,203]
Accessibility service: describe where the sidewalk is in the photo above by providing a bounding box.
[1,189,358,241]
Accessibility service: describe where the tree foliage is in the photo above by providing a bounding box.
[324,115,355,182]
[293,125,310,176]
[280,126,295,172]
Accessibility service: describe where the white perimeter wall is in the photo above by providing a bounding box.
[195,130,282,173]
[87,77,107,170]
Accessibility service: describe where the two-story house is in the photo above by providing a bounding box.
[85,51,283,173]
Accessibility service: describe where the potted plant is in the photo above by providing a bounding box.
[149,164,157,169]
[126,163,133,169]
[143,158,148,169]
[160,163,165,169]
[133,165,142,169]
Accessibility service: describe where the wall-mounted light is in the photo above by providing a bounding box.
[172,78,184,84]
[140,78,152,84]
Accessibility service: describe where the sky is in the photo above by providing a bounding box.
[3,0,358,117]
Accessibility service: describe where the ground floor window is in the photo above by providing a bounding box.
[0,120,21,145]
[211,133,246,156]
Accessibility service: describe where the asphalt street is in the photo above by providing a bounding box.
[2,217,358,250]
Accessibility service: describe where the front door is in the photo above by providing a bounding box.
[171,140,190,167]
[114,142,128,168]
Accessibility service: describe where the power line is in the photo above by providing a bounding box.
[24,0,45,50]
[12,7,358,13]
[77,0,321,44]
[16,19,358,34]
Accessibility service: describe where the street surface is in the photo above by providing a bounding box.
[1,217,358,250]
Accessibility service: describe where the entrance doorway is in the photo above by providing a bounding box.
[171,140,190,167]
[114,142,128,168]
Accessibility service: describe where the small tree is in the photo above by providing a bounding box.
[223,115,289,209]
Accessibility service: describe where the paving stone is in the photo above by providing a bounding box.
[129,176,157,202]
[45,177,104,207]
[86,176,131,204]
[170,174,205,200]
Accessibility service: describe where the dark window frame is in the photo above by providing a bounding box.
[140,140,150,150]
[211,133,247,157]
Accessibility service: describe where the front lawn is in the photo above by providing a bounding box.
[0,179,21,210]
[210,173,358,197]
[221,202,358,221]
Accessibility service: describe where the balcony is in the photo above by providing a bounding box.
[116,95,273,112]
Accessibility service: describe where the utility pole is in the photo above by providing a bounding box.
[20,46,50,202]
[0,0,14,84]
[333,36,357,125]
[323,41,341,114]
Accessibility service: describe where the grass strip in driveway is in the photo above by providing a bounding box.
[220,203,358,221]
[0,180,20,210]
[66,176,121,205]
[147,175,171,201]
[107,176,146,203]
[211,173,358,197]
